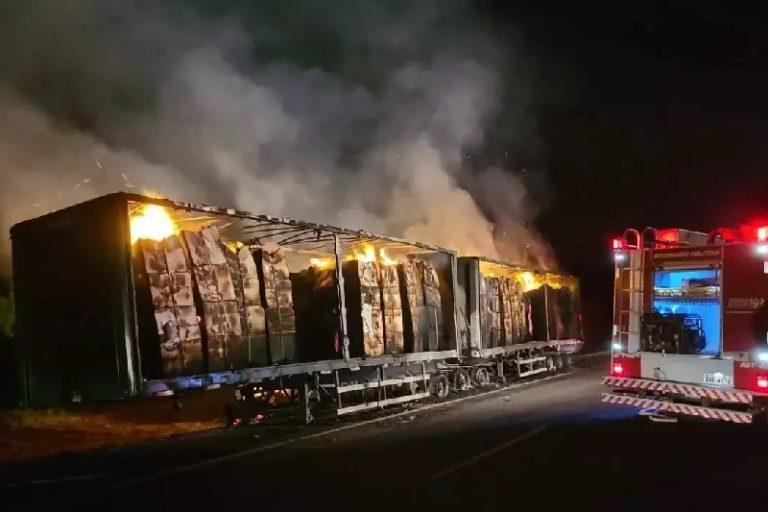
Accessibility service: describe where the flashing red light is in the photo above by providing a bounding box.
[612,363,624,375]
[758,227,768,242]
[611,238,625,251]
[758,376,768,389]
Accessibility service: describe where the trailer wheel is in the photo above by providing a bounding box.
[453,369,471,392]
[474,367,491,388]
[432,374,450,399]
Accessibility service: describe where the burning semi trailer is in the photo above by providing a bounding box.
[10,193,459,417]
[10,192,583,419]
[456,258,582,383]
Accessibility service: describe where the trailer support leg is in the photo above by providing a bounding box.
[301,376,314,425]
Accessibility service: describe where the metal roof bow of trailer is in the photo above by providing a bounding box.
[10,192,461,405]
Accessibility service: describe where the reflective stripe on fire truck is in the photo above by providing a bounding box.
[602,376,753,404]
[601,393,753,424]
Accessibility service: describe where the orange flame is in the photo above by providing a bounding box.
[130,204,178,244]
[379,248,397,266]
[310,257,335,270]
[345,243,398,266]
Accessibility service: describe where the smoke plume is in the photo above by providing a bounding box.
[0,0,553,275]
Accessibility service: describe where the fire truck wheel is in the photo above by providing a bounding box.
[432,374,450,399]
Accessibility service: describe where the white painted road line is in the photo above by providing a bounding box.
[429,425,548,482]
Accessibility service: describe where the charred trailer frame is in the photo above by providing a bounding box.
[10,193,462,419]
[455,257,583,383]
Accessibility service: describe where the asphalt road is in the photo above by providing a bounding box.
[4,367,768,511]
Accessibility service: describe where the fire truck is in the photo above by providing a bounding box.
[603,225,768,424]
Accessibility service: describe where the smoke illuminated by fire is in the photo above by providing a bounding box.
[129,204,178,244]
[0,1,556,276]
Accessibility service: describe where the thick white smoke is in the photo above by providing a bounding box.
[0,0,554,275]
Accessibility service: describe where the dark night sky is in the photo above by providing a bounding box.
[481,1,768,344]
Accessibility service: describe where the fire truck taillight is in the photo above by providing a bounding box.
[612,363,624,375]
[757,376,768,390]
[611,237,628,263]
[757,226,768,242]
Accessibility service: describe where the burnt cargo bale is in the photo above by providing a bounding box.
[291,267,338,362]
[343,260,384,357]
[398,260,428,352]
[480,276,502,348]
[133,236,204,377]
[238,247,268,366]
[423,260,444,351]
[380,264,404,354]
[183,227,246,371]
[259,246,297,364]
[500,278,526,345]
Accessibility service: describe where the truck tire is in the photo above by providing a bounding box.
[432,374,450,399]
[453,369,471,391]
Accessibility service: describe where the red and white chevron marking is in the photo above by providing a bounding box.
[603,376,753,404]
[601,393,753,424]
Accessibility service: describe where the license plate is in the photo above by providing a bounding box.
[703,373,732,386]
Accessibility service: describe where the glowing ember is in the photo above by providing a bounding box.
[130,204,178,244]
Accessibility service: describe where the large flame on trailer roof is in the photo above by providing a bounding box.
[345,243,398,266]
[130,204,178,244]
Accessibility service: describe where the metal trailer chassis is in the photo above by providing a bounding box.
[148,339,579,425]
[145,350,462,424]
[464,339,580,383]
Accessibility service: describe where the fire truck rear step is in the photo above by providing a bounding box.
[603,376,755,404]
[601,392,754,423]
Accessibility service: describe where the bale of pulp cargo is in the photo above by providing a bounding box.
[237,247,269,366]
[133,236,204,377]
[480,277,502,348]
[258,246,297,364]
[398,260,426,352]
[500,277,527,344]
[398,259,444,352]
[182,226,247,371]
[380,264,405,354]
[343,260,385,357]
[423,260,443,351]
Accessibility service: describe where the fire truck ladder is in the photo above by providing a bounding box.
[615,250,644,350]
